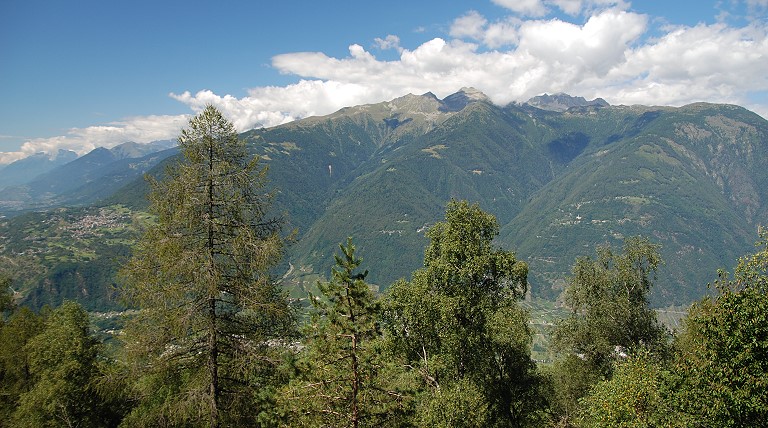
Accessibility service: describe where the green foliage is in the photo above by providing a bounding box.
[577,229,768,427]
[417,378,489,427]
[279,238,408,427]
[384,200,545,427]
[120,105,293,427]
[578,350,677,427]
[0,276,13,316]
[550,237,668,424]
[554,237,668,376]
[0,305,45,422]
[542,354,601,426]
[672,228,768,426]
[12,301,110,427]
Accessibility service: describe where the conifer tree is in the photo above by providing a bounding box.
[279,238,407,427]
[120,105,292,427]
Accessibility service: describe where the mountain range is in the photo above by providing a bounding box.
[2,89,767,309]
[0,140,176,213]
[0,149,78,188]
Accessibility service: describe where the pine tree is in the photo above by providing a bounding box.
[120,105,292,427]
[279,238,407,427]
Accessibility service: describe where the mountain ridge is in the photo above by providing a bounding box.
[0,140,176,214]
[1,89,766,310]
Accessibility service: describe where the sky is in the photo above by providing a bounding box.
[1,0,767,164]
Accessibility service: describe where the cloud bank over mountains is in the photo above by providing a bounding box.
[4,0,767,164]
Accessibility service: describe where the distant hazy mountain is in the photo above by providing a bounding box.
[3,90,767,310]
[0,149,78,188]
[0,140,176,214]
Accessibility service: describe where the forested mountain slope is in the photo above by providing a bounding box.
[2,90,767,309]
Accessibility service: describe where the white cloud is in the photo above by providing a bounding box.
[4,1,768,164]
[170,79,396,132]
[451,11,520,48]
[254,9,649,105]
[608,22,768,105]
[450,11,489,39]
[492,0,548,16]
[374,34,403,52]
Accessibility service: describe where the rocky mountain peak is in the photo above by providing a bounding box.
[525,93,609,112]
[388,92,444,114]
[441,87,491,112]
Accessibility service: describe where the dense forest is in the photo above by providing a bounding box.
[2,106,767,427]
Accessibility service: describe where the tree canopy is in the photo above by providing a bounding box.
[385,199,543,427]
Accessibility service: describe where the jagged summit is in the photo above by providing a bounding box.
[525,93,609,112]
[387,92,444,114]
[319,88,493,123]
[441,87,491,112]
[386,88,491,113]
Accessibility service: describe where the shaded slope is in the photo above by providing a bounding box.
[500,103,768,304]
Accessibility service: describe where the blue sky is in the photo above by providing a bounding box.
[1,0,767,163]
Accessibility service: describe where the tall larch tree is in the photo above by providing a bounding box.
[120,105,292,428]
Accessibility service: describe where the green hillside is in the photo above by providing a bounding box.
[0,205,146,310]
[2,90,767,310]
[500,103,768,304]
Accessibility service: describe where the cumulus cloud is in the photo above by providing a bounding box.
[0,115,188,164]
[491,0,548,17]
[451,11,520,48]
[374,35,403,52]
[451,11,489,39]
[163,6,768,144]
[244,9,650,106]
[5,0,768,164]
[610,22,768,105]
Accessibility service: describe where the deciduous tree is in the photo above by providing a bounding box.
[673,228,768,426]
[12,301,104,428]
[0,305,44,421]
[384,199,543,427]
[553,236,668,372]
[550,236,668,424]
